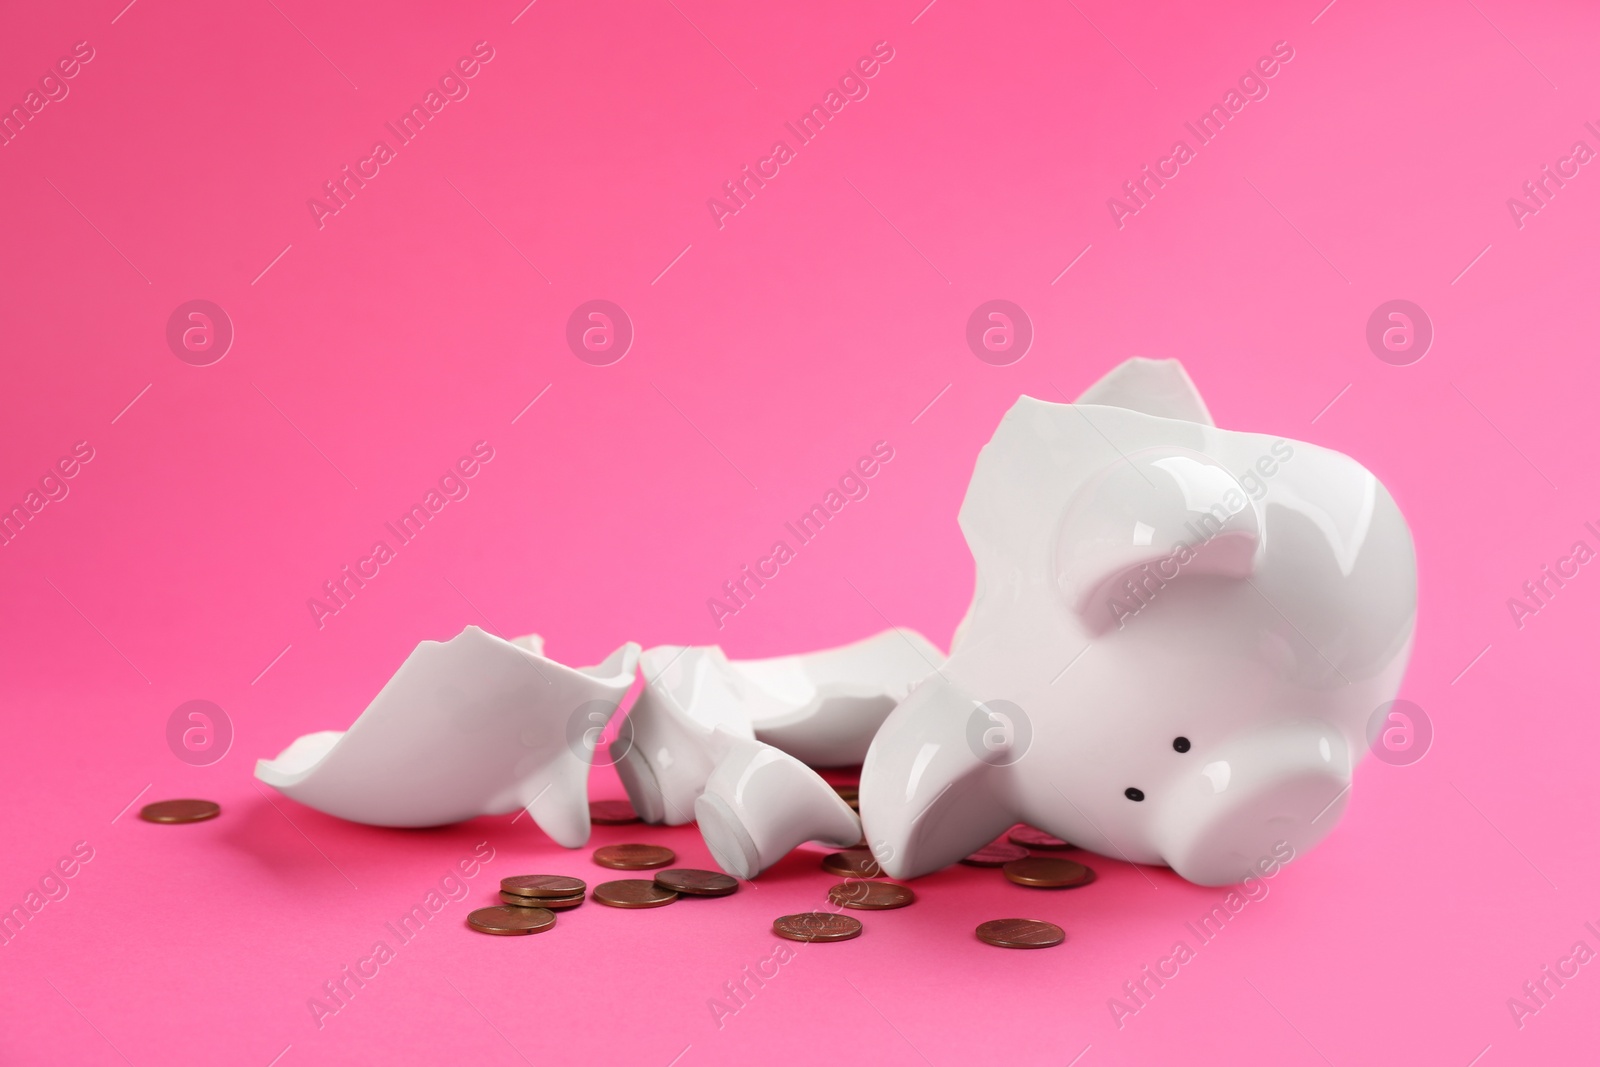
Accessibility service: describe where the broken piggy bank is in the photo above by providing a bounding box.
[858,359,1417,886]
[255,628,639,847]
[615,629,942,879]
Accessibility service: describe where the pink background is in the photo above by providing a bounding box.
[2,0,1596,1063]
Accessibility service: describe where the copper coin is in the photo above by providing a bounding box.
[1008,825,1074,850]
[590,799,641,825]
[961,841,1029,867]
[501,890,584,910]
[773,912,863,943]
[654,869,738,897]
[821,850,882,879]
[467,905,556,935]
[593,879,678,908]
[501,874,587,899]
[832,784,859,803]
[594,843,676,870]
[828,881,915,910]
[976,918,1065,948]
[139,799,220,824]
[1002,857,1095,888]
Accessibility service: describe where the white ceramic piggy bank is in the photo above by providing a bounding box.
[858,359,1417,886]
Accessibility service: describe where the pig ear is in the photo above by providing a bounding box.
[1056,447,1260,631]
[1075,358,1214,426]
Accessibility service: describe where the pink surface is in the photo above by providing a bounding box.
[1,1,1595,1064]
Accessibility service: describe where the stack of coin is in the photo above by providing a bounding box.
[773,912,863,943]
[594,843,675,870]
[976,918,1065,949]
[468,905,556,936]
[1001,856,1095,888]
[821,849,883,879]
[832,784,860,812]
[654,869,738,897]
[961,839,1029,867]
[500,874,587,911]
[594,879,678,908]
[827,881,914,910]
[1007,825,1074,850]
[589,799,641,825]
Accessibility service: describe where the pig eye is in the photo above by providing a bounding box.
[1124,787,1145,802]
[1172,736,1191,753]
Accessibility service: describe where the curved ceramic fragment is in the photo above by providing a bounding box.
[860,358,1417,886]
[613,629,942,878]
[255,626,640,847]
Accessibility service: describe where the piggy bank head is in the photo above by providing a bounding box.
[858,360,1417,886]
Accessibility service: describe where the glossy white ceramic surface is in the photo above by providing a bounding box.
[859,359,1417,886]
[255,626,640,847]
[613,629,941,877]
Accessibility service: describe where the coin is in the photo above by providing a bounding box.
[1008,825,1073,850]
[467,905,556,935]
[594,844,676,870]
[976,918,1065,948]
[501,890,584,910]
[654,869,738,897]
[590,799,641,825]
[961,841,1029,867]
[828,881,915,910]
[773,912,863,943]
[139,799,220,824]
[593,879,678,908]
[1001,857,1095,888]
[501,874,587,899]
[821,850,882,879]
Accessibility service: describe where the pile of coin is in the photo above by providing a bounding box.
[462,811,1090,951]
[468,842,749,934]
[589,799,640,825]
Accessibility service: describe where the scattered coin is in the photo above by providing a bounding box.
[773,912,863,943]
[1008,825,1073,850]
[467,905,556,935]
[590,799,641,825]
[593,879,678,909]
[1002,856,1095,888]
[654,869,738,897]
[501,874,587,899]
[139,799,220,824]
[593,843,676,870]
[961,841,1029,867]
[828,881,915,910]
[976,918,1065,949]
[502,890,584,910]
[821,850,882,879]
